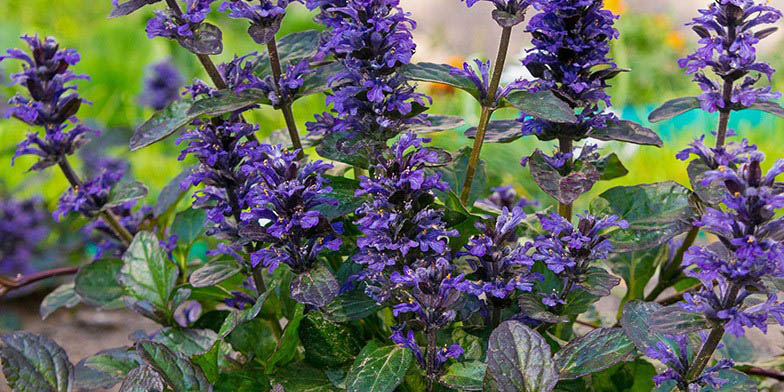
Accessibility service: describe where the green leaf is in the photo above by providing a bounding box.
[254,30,321,77]
[589,358,656,392]
[553,328,637,380]
[119,365,165,392]
[590,182,696,252]
[104,181,148,210]
[153,328,218,357]
[74,348,141,390]
[0,332,73,392]
[591,120,663,147]
[154,165,196,218]
[609,245,667,314]
[440,361,486,391]
[294,62,344,102]
[430,146,487,206]
[271,362,339,392]
[290,264,340,308]
[650,306,713,335]
[177,22,222,55]
[595,153,629,181]
[345,344,413,392]
[402,62,480,99]
[464,120,523,143]
[718,334,756,363]
[579,267,621,297]
[620,300,683,354]
[507,90,577,124]
[75,257,125,308]
[135,340,211,392]
[40,283,80,320]
[299,313,362,368]
[688,159,725,204]
[192,343,220,384]
[485,320,558,392]
[410,115,465,134]
[266,304,305,371]
[226,318,278,360]
[322,291,381,323]
[189,259,241,288]
[746,100,784,118]
[217,283,277,338]
[172,208,208,245]
[316,176,365,220]
[130,98,196,151]
[214,369,270,392]
[316,130,371,168]
[648,97,701,123]
[188,89,269,117]
[528,150,599,205]
[119,231,179,311]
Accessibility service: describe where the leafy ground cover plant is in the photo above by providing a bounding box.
[2,0,784,391]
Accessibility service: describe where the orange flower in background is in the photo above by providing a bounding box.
[426,55,464,96]
[604,0,626,15]
[666,31,686,52]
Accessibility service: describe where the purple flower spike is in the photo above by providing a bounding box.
[146,0,216,40]
[219,0,303,44]
[0,197,48,276]
[140,60,184,110]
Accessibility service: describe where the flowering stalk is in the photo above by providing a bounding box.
[557,137,573,219]
[265,37,304,158]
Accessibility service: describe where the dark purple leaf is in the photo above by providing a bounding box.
[528,150,599,205]
[290,264,339,308]
[188,88,269,117]
[248,18,282,45]
[109,0,160,18]
[747,100,784,118]
[591,120,662,147]
[130,98,196,151]
[553,328,637,380]
[688,159,725,204]
[595,153,628,181]
[177,23,223,55]
[485,321,558,392]
[402,62,481,100]
[507,90,577,124]
[464,120,522,143]
[650,305,713,335]
[409,115,465,134]
[579,267,621,297]
[648,97,701,123]
[491,9,527,27]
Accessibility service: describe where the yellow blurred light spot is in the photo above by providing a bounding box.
[665,31,686,52]
[604,0,626,15]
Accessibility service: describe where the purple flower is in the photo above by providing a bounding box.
[0,197,48,276]
[676,135,757,168]
[224,290,256,309]
[519,0,619,139]
[1,35,93,171]
[679,0,782,112]
[219,0,303,44]
[647,333,733,390]
[146,0,216,40]
[475,185,536,212]
[305,0,430,152]
[220,53,314,107]
[450,60,528,105]
[54,158,127,221]
[139,60,184,110]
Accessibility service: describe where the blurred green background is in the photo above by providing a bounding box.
[1,0,784,250]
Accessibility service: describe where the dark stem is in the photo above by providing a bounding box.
[460,26,513,205]
[684,283,741,383]
[557,137,573,220]
[715,79,734,148]
[644,227,699,302]
[57,159,134,245]
[742,367,784,382]
[425,329,438,392]
[266,37,304,159]
[0,266,79,296]
[491,306,501,329]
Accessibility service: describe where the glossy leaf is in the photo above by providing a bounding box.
[485,320,558,392]
[172,208,208,245]
[579,267,621,297]
[402,62,480,99]
[589,358,656,392]
[299,313,362,368]
[130,98,195,151]
[154,165,195,218]
[135,340,211,392]
[119,365,165,392]
[104,181,148,210]
[747,100,784,118]
[345,344,413,392]
[109,0,160,18]
[214,369,271,392]
[518,293,569,324]
[465,120,522,143]
[177,22,223,55]
[189,259,241,288]
[316,175,365,220]
[75,257,125,308]
[290,264,340,308]
[620,300,677,354]
[271,362,339,392]
[650,305,713,335]
[40,283,80,320]
[217,283,277,338]
[591,120,663,147]
[430,147,487,206]
[226,318,277,361]
[507,90,577,123]
[529,150,599,205]
[316,130,371,168]
[119,231,179,311]
[188,89,269,117]
[0,331,73,392]
[590,182,696,252]
[440,361,486,391]
[553,328,637,380]
[255,30,321,77]
[688,159,725,204]
[322,291,381,323]
[648,97,701,123]
[294,61,344,101]
[153,328,218,357]
[266,304,305,371]
[595,153,629,181]
[410,115,465,134]
[609,245,668,313]
[75,348,141,390]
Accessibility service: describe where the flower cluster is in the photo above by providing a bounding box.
[389,259,464,381]
[54,158,126,221]
[679,0,782,113]
[675,134,757,170]
[457,206,540,305]
[219,0,303,44]
[220,53,313,107]
[520,0,620,139]
[352,134,457,301]
[0,35,93,171]
[306,0,430,152]
[0,197,48,276]
[139,60,184,110]
[646,333,733,390]
[450,60,527,106]
[240,144,342,273]
[475,185,535,212]
[678,143,784,336]
[146,0,215,40]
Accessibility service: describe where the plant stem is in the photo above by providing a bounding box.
[644,227,699,302]
[460,26,513,205]
[491,306,501,329]
[557,137,573,220]
[0,266,79,296]
[684,283,740,383]
[225,186,267,295]
[742,367,784,382]
[266,37,304,159]
[425,329,438,392]
[715,79,734,148]
[57,159,135,245]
